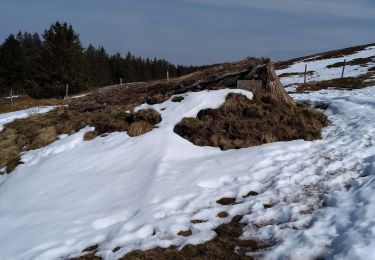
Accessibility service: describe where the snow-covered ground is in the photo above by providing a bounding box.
[0,106,57,131]
[1,48,375,259]
[277,45,375,86]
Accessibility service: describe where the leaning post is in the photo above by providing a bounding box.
[304,64,307,83]
[341,59,346,78]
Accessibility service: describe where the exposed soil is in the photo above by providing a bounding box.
[174,91,328,150]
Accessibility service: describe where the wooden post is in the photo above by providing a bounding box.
[341,59,346,78]
[10,89,13,104]
[167,64,170,82]
[120,78,123,85]
[304,64,307,84]
[65,84,69,99]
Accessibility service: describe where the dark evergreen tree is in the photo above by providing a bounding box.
[0,21,209,98]
[84,45,112,87]
[0,34,26,96]
[27,22,85,98]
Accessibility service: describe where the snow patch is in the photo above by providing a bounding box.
[0,106,58,131]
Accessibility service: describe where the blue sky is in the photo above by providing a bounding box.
[0,0,374,65]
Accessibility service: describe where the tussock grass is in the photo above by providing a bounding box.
[71,215,268,259]
[0,105,161,173]
[326,56,375,68]
[0,96,68,114]
[174,91,328,150]
[128,121,154,137]
[275,43,375,70]
[122,215,269,260]
[296,76,372,92]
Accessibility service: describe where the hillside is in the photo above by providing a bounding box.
[0,44,375,259]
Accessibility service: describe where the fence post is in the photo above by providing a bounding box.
[167,64,170,82]
[10,89,13,104]
[341,59,346,78]
[65,84,69,99]
[304,64,307,84]
[120,78,123,85]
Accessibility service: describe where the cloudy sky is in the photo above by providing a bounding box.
[0,0,374,65]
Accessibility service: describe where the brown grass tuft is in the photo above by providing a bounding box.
[217,211,229,218]
[122,215,270,260]
[83,131,98,141]
[178,229,192,237]
[174,91,328,150]
[171,96,185,102]
[216,198,236,205]
[297,77,371,92]
[30,126,57,149]
[0,106,161,173]
[0,96,68,114]
[128,121,154,137]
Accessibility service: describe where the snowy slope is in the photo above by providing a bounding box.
[1,48,375,259]
[277,45,375,86]
[0,106,57,131]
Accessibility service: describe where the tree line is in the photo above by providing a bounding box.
[0,22,206,98]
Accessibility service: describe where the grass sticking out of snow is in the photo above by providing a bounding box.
[0,105,161,173]
[174,91,328,150]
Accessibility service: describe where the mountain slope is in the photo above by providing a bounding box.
[1,45,375,259]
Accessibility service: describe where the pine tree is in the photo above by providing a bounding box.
[29,21,85,98]
[0,34,26,96]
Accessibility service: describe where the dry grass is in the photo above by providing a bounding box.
[217,211,229,218]
[275,43,375,70]
[121,215,269,260]
[30,126,58,149]
[278,71,314,78]
[71,215,269,260]
[83,131,98,141]
[296,76,373,92]
[0,95,68,114]
[174,91,328,150]
[0,106,161,173]
[171,96,185,102]
[326,56,375,68]
[177,229,193,237]
[128,121,154,137]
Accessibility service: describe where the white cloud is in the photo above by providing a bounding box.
[188,0,375,19]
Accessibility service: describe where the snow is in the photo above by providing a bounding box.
[0,89,255,260]
[70,93,89,99]
[0,106,57,131]
[277,46,375,86]
[1,55,375,259]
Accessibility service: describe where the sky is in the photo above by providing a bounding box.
[0,0,374,65]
